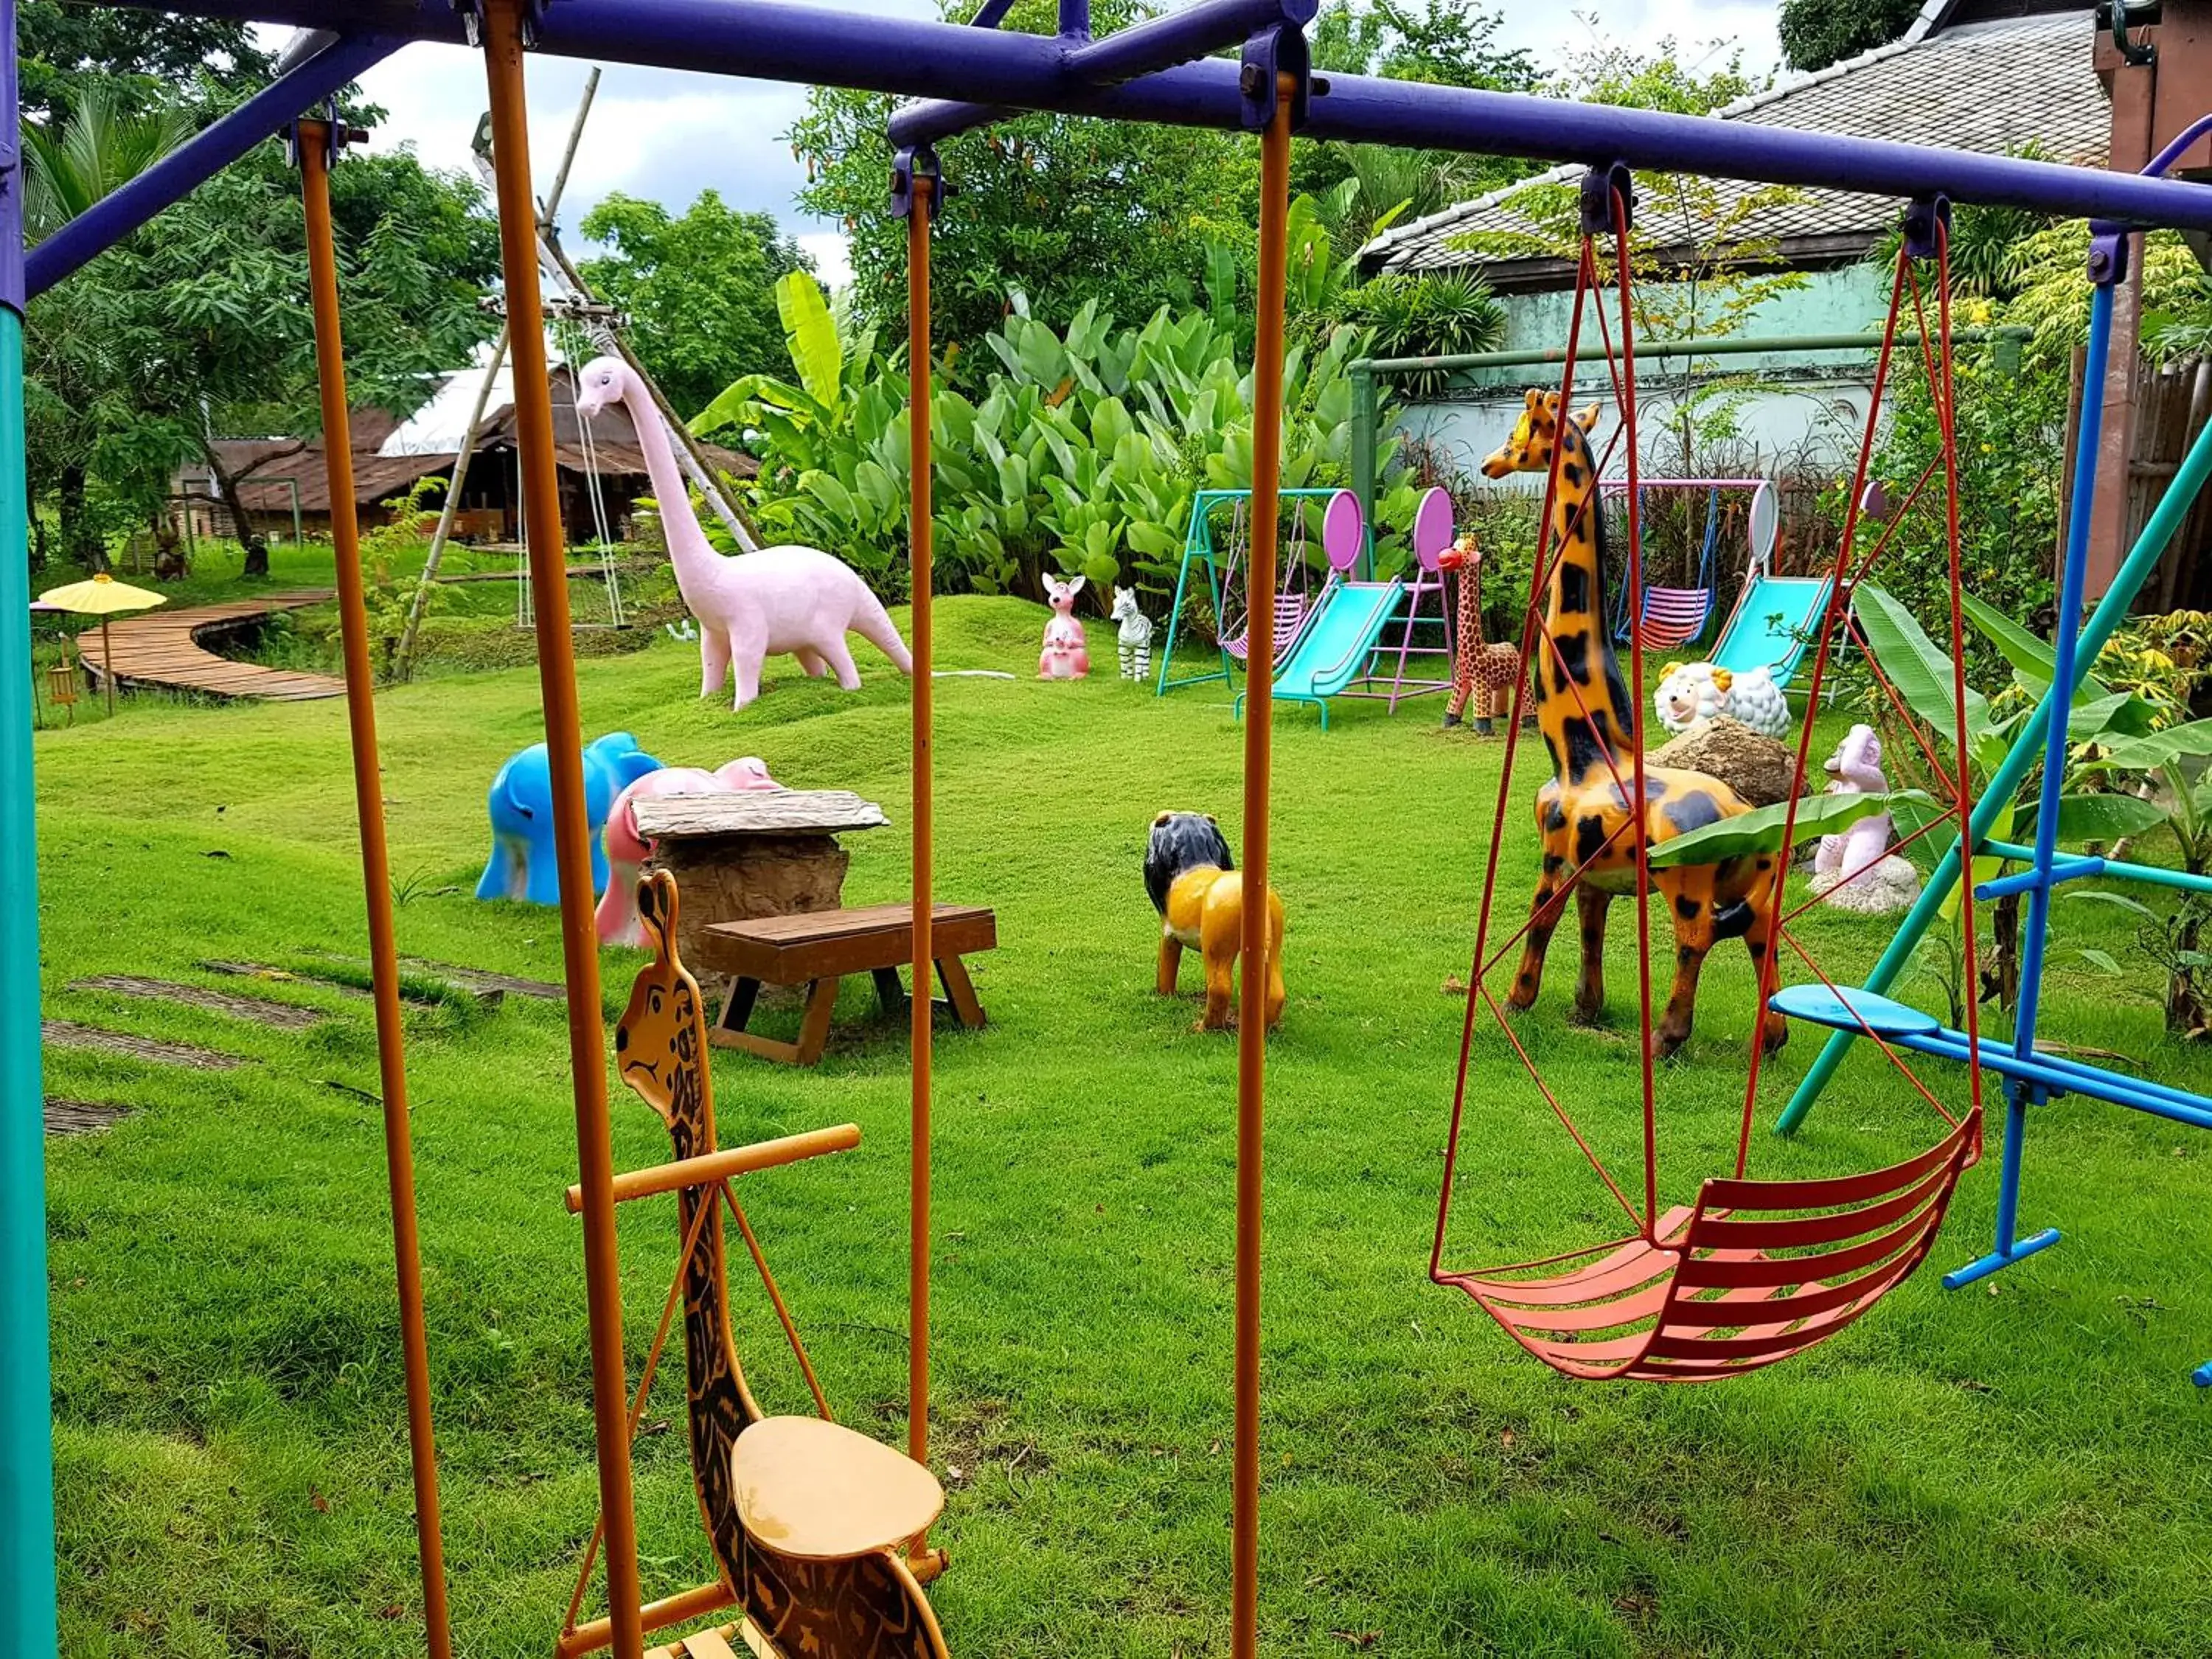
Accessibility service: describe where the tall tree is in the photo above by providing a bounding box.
[22,87,498,574]
[20,84,196,568]
[1296,0,1543,209]
[790,0,1261,350]
[17,1,274,122]
[1777,0,1921,74]
[1307,0,1540,94]
[578,190,813,421]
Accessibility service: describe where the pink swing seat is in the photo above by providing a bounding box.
[1222,592,1311,662]
[1632,586,1714,650]
[1440,1114,1979,1382]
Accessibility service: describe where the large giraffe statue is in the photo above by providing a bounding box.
[1482,389,1787,1057]
[613,870,951,1658]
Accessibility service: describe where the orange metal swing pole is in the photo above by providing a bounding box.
[1233,73,1295,1659]
[479,5,646,1655]
[296,117,455,1659]
[907,173,936,1475]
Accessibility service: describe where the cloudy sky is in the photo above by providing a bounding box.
[302,0,1783,285]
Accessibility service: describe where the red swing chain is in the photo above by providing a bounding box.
[1601,178,1663,1233]
[1434,184,1667,1268]
[1733,204,1983,1178]
[1438,192,1987,1289]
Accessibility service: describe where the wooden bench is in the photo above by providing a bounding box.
[696,903,997,1065]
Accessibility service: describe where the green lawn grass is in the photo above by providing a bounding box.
[34,594,2212,1657]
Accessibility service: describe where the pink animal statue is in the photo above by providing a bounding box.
[1811,723,1922,915]
[596,757,782,946]
[715,756,778,791]
[1039,574,1091,679]
[571,355,913,711]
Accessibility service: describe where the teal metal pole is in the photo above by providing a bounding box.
[0,0,61,1644]
[1778,380,2212,1133]
[1983,841,2212,897]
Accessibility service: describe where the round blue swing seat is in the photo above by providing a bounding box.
[1767,984,1941,1040]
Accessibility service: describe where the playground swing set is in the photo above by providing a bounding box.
[1155,481,1457,722]
[1597,476,1775,651]
[10,5,2212,1658]
[1436,155,2212,1385]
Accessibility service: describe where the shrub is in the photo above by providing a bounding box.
[694,274,1419,611]
[1337,271,1507,400]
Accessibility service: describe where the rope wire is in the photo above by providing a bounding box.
[1439,198,1985,1287]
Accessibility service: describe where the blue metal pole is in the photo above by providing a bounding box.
[1983,843,2212,897]
[1941,1090,2062,1288]
[1975,854,2105,900]
[891,0,1304,148]
[1879,1028,2212,1127]
[24,32,398,300]
[0,1,60,1649]
[1952,278,2152,1299]
[2009,279,2115,1069]
[94,0,2212,229]
[1780,388,2212,1132]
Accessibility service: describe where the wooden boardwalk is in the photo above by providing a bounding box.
[80,590,344,702]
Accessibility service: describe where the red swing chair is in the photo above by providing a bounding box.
[1433,181,1985,1382]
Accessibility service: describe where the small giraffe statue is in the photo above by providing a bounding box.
[1481,390,1787,1058]
[1437,532,1522,735]
[612,870,952,1658]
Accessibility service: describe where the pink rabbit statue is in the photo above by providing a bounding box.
[1039,573,1091,679]
[596,757,782,946]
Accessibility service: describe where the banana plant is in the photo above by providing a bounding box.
[691,288,1411,602]
[1653,582,2158,881]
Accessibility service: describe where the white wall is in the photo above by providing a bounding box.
[1394,264,1893,485]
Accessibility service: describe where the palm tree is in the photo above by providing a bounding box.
[21,84,195,240]
[1321,144,1490,251]
[21,86,195,570]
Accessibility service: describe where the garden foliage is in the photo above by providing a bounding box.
[693,274,1418,608]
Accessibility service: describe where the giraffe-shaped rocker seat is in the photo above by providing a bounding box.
[557,869,952,1659]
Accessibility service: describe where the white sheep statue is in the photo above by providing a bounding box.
[1653,661,1790,740]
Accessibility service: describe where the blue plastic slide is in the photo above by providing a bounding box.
[1711,574,1832,689]
[1234,580,1405,731]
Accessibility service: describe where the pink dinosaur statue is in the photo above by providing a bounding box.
[596,756,782,946]
[1039,573,1091,679]
[571,355,913,711]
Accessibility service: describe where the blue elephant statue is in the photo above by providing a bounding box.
[476,732,663,906]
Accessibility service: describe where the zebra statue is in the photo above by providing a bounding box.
[1110,585,1154,683]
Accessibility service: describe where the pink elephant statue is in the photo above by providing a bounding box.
[597,757,782,946]
[716,757,780,792]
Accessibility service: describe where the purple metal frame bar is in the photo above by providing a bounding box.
[106,1,2212,231]
[24,31,399,300]
[1064,0,1312,87]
